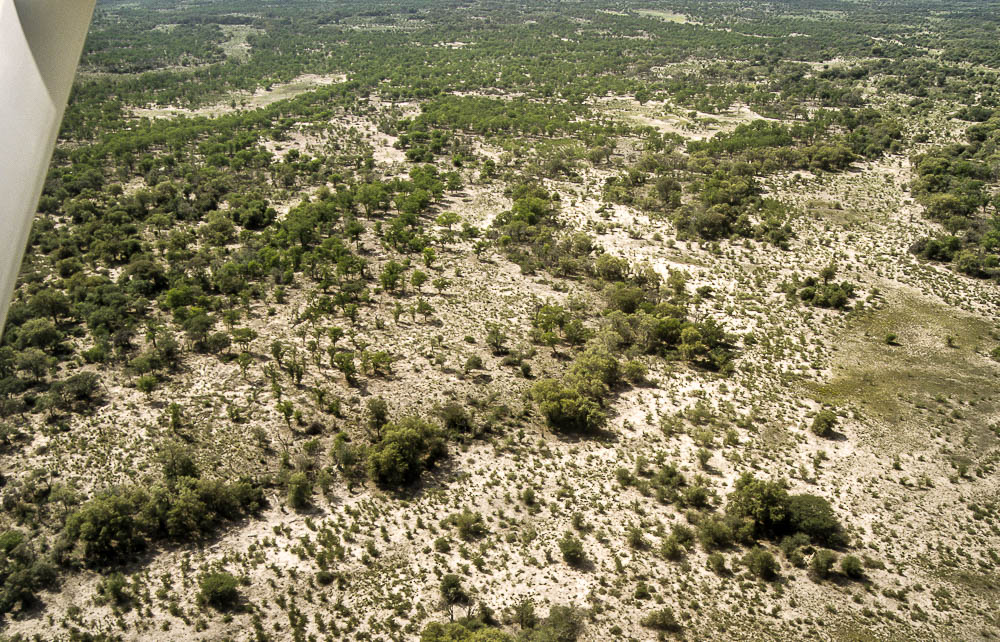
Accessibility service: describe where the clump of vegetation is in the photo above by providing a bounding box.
[786,266,856,309]
[559,531,586,566]
[722,473,848,548]
[59,453,264,568]
[810,409,838,438]
[367,416,447,488]
[641,606,682,632]
[198,571,240,610]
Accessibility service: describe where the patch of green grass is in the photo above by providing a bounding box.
[808,292,999,449]
[636,9,690,23]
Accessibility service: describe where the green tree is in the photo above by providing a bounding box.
[531,379,605,434]
[411,269,428,291]
[367,417,446,488]
[725,473,790,539]
[810,409,837,437]
[287,472,312,510]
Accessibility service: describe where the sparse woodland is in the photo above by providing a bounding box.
[1,0,999,640]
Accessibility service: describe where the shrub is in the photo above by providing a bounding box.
[464,355,483,372]
[779,533,811,568]
[367,416,446,488]
[698,515,736,551]
[840,554,865,579]
[198,571,239,610]
[447,509,486,541]
[0,537,56,615]
[61,478,263,568]
[157,442,199,482]
[420,622,512,641]
[707,552,727,575]
[742,547,779,580]
[626,525,647,549]
[96,572,131,607]
[287,472,312,510]
[530,379,605,434]
[559,532,585,566]
[538,605,583,641]
[440,574,467,604]
[641,607,681,632]
[436,403,473,433]
[787,494,846,547]
[811,549,838,580]
[61,490,148,566]
[660,534,684,561]
[810,410,837,438]
[0,530,25,554]
[725,473,789,539]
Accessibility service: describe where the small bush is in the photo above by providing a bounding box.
[840,554,865,579]
[367,416,446,488]
[440,574,467,605]
[787,494,846,547]
[707,552,727,575]
[198,572,239,610]
[660,534,684,561]
[559,531,585,566]
[287,472,312,510]
[743,547,779,580]
[810,410,837,438]
[641,607,681,632]
[530,379,605,434]
[811,549,838,580]
[447,509,486,541]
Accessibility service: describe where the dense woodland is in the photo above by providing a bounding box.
[1,0,999,640]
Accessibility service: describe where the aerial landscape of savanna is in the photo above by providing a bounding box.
[1,0,999,640]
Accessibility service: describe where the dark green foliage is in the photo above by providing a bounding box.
[61,475,264,568]
[445,509,487,541]
[157,442,199,482]
[789,268,857,309]
[810,410,838,438]
[531,379,605,434]
[0,532,57,615]
[742,547,779,580]
[786,494,848,548]
[707,552,727,575]
[367,416,446,488]
[779,533,812,568]
[559,531,585,566]
[366,396,390,438]
[95,572,131,608]
[198,571,240,610]
[697,515,739,551]
[908,115,1000,278]
[287,472,312,510]
[435,403,473,434]
[724,474,847,549]
[811,549,838,580]
[641,607,681,632]
[439,573,467,605]
[61,491,148,567]
[840,554,865,579]
[725,473,790,539]
[420,621,513,641]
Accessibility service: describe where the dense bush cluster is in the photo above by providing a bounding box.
[909,112,1000,279]
[59,454,264,568]
[421,604,584,642]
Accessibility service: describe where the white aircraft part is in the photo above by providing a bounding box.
[0,0,95,331]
